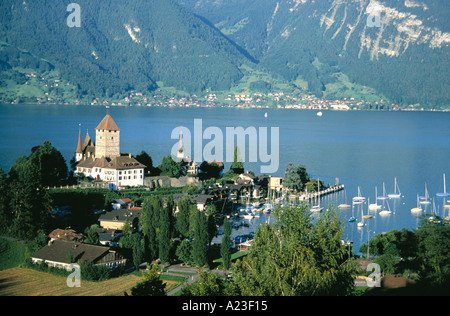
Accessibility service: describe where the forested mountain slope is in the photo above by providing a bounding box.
[0,0,252,96]
[179,0,450,107]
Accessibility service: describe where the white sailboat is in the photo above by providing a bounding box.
[352,186,366,205]
[388,177,401,198]
[357,202,365,227]
[411,194,423,213]
[338,190,351,209]
[379,199,392,216]
[436,173,450,197]
[419,183,431,205]
[310,178,323,212]
[363,198,374,219]
[369,187,382,210]
[377,183,389,200]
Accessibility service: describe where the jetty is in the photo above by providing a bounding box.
[287,184,345,202]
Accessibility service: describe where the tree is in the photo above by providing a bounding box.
[0,166,11,234]
[283,163,310,192]
[221,217,232,270]
[176,195,195,239]
[132,234,145,270]
[139,197,160,261]
[158,155,184,178]
[28,141,68,187]
[135,151,155,175]
[193,211,209,268]
[230,146,244,175]
[231,205,357,296]
[176,239,194,265]
[181,269,224,296]
[199,161,223,180]
[159,205,171,264]
[84,224,99,245]
[8,156,52,239]
[130,264,166,296]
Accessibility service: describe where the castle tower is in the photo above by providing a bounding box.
[177,130,185,159]
[75,129,83,162]
[95,114,120,159]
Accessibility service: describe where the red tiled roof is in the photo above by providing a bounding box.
[95,114,120,131]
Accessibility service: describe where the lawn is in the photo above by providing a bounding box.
[0,267,180,296]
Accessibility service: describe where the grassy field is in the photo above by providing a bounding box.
[0,267,180,296]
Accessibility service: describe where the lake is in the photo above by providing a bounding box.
[1,104,449,254]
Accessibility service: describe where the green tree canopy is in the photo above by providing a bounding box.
[230,205,356,296]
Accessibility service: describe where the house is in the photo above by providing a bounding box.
[97,228,123,247]
[172,193,215,212]
[31,240,127,270]
[112,198,134,210]
[48,228,85,243]
[238,172,255,184]
[98,207,141,230]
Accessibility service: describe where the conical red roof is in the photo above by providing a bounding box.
[95,114,120,131]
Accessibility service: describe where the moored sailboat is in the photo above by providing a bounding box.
[419,183,431,205]
[388,177,401,198]
[352,186,366,205]
[369,187,382,210]
[411,194,423,213]
[436,173,450,197]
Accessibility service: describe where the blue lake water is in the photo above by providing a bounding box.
[1,104,449,254]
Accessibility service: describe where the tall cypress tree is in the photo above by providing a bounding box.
[159,205,171,264]
[193,211,209,268]
[221,217,232,270]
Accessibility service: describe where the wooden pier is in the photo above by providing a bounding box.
[287,184,345,202]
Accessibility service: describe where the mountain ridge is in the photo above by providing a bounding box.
[0,0,449,108]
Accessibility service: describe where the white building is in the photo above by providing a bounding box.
[75,114,146,188]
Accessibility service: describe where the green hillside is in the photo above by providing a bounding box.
[0,0,252,98]
[179,0,450,109]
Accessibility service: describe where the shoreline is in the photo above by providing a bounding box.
[1,102,449,112]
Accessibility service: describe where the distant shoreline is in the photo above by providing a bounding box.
[1,102,449,112]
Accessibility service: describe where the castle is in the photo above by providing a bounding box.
[75,114,146,188]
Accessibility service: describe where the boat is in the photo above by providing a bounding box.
[436,173,450,197]
[410,194,423,213]
[310,178,323,212]
[419,183,431,204]
[243,212,254,220]
[379,199,392,216]
[352,186,366,205]
[369,187,382,210]
[388,177,401,198]
[264,112,268,118]
[263,202,272,214]
[357,221,365,228]
[377,183,389,200]
[348,216,356,222]
[379,209,392,216]
[338,190,351,209]
[362,198,374,219]
[317,111,323,117]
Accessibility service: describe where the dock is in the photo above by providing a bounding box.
[287,184,345,202]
